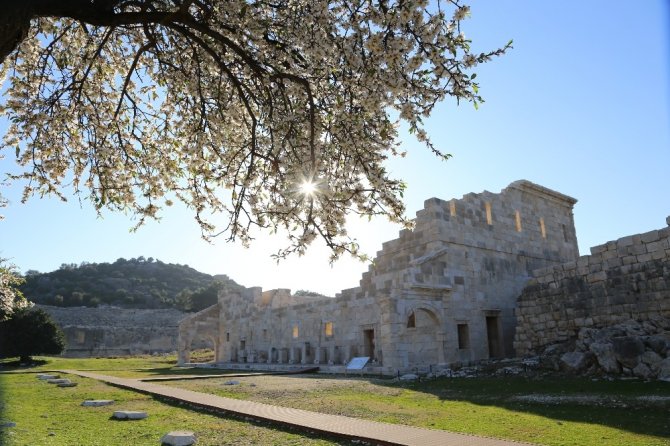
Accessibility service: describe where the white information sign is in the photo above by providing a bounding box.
[346,356,370,370]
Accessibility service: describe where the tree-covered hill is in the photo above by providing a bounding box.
[19,257,244,311]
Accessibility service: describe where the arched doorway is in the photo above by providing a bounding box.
[403,306,443,367]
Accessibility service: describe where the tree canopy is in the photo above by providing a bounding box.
[0,307,65,362]
[0,0,510,260]
[0,260,31,320]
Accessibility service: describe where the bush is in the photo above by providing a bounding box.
[0,308,65,362]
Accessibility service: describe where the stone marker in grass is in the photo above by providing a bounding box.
[46,378,71,385]
[58,382,78,387]
[37,374,59,380]
[81,400,114,407]
[0,421,16,428]
[112,410,148,420]
[160,431,197,446]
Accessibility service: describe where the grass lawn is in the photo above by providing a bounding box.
[0,358,350,446]
[2,356,669,445]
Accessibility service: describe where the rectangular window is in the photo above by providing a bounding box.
[562,224,569,242]
[457,324,470,349]
[450,199,457,216]
[324,322,333,337]
[540,218,547,239]
[485,202,492,225]
[515,210,522,232]
[226,332,230,342]
[262,329,268,340]
[292,325,299,338]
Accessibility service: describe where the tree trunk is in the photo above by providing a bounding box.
[0,3,32,64]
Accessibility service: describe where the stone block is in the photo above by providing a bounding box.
[112,411,148,420]
[81,400,115,407]
[161,431,197,446]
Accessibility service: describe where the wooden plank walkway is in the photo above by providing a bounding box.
[63,370,535,446]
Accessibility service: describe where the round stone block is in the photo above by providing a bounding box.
[113,410,148,420]
[160,431,197,446]
[81,400,115,407]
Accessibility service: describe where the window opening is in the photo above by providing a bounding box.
[407,312,416,328]
[324,322,333,337]
[540,218,547,239]
[485,202,492,225]
[515,210,522,232]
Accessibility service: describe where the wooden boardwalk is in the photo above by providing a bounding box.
[63,370,535,446]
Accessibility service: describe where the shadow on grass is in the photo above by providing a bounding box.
[373,374,670,439]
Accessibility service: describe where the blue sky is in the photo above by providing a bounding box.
[1,1,669,296]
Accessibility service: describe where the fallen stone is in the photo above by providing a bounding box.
[160,431,197,446]
[589,342,620,374]
[612,336,645,369]
[223,380,240,386]
[58,382,78,387]
[47,379,71,385]
[399,373,418,381]
[81,400,115,407]
[112,411,148,420]
[0,421,16,428]
[658,358,670,382]
[559,351,593,373]
[37,374,59,380]
[632,362,653,379]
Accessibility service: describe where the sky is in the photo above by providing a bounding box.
[1,1,669,297]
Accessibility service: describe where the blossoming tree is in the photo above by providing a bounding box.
[0,0,510,261]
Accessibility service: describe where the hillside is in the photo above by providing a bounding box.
[20,257,244,311]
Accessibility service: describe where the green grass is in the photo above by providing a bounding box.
[2,356,669,446]
[163,374,670,446]
[0,358,350,446]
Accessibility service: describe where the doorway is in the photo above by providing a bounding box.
[486,316,503,358]
[363,329,375,360]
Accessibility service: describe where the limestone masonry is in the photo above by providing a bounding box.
[179,180,586,373]
[40,305,186,357]
[514,217,670,357]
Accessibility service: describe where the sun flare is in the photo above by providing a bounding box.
[300,180,317,196]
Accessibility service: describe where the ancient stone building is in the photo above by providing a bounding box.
[40,305,186,357]
[178,180,580,373]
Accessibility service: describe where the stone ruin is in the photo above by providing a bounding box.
[179,180,584,374]
[39,305,187,357]
[178,180,669,377]
[515,217,670,379]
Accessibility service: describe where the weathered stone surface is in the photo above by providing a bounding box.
[37,374,59,380]
[589,342,620,374]
[644,334,669,356]
[81,400,114,407]
[399,373,419,381]
[47,379,71,385]
[559,352,593,373]
[658,358,670,381]
[112,411,148,420]
[57,382,78,387]
[632,362,653,379]
[612,337,645,369]
[160,431,197,446]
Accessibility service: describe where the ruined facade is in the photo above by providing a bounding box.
[515,216,670,356]
[40,305,186,357]
[179,180,580,373]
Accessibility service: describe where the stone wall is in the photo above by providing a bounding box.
[39,305,187,357]
[514,217,670,355]
[180,180,580,372]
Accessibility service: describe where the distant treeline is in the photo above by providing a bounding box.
[19,257,243,311]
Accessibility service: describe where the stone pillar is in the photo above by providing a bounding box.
[268,347,274,363]
[330,346,339,364]
[289,347,296,364]
[314,346,321,364]
[301,343,308,364]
